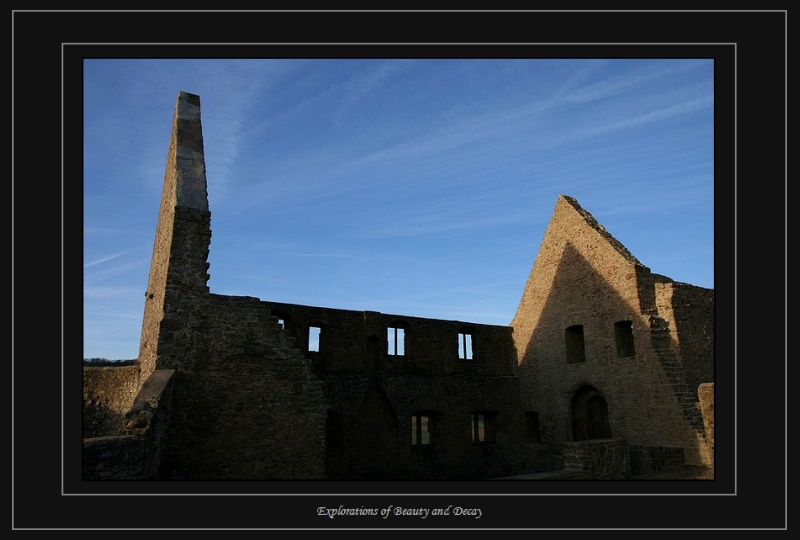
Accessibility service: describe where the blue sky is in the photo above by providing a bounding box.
[83,58,714,360]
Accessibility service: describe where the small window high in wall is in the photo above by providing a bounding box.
[458,330,473,360]
[388,325,405,356]
[458,330,472,360]
[565,324,586,364]
[308,326,321,352]
[272,310,290,331]
[614,320,635,357]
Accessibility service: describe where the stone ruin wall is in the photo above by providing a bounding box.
[84,209,328,480]
[646,280,713,466]
[138,92,211,381]
[83,370,175,480]
[82,92,714,480]
[511,196,657,447]
[655,281,715,392]
[698,382,715,467]
[563,438,633,479]
[260,300,530,480]
[511,196,714,468]
[150,294,327,480]
[82,192,713,479]
[83,364,142,438]
[262,300,518,376]
[140,206,212,377]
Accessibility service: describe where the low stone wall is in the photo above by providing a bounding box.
[83,365,142,437]
[563,438,631,479]
[628,444,685,475]
[83,370,175,480]
[519,443,567,474]
[83,434,149,480]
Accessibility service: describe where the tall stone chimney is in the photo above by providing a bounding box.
[137,91,211,378]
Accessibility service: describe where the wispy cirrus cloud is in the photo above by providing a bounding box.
[549,94,713,149]
[561,60,702,104]
[263,251,372,260]
[334,60,412,123]
[84,260,145,286]
[84,251,130,269]
[83,285,143,300]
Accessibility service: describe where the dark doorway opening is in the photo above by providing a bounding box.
[571,385,612,441]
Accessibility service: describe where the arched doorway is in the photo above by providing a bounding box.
[571,385,612,441]
[350,384,400,479]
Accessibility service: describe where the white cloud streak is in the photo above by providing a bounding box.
[83,251,129,268]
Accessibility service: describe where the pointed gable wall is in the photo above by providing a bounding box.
[511,194,651,363]
[510,195,712,466]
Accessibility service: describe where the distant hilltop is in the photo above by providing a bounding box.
[83,358,135,366]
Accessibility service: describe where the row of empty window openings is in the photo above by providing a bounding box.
[289,318,632,363]
[306,325,473,360]
[411,412,541,445]
[566,321,635,364]
[411,413,492,445]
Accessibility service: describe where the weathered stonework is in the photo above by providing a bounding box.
[563,439,632,479]
[83,365,143,438]
[82,92,714,481]
[698,382,715,468]
[510,195,714,468]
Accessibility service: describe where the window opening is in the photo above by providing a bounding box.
[308,326,321,352]
[614,320,635,357]
[272,311,290,330]
[565,324,586,364]
[388,326,405,356]
[471,412,496,443]
[471,413,485,442]
[411,413,430,445]
[458,331,473,360]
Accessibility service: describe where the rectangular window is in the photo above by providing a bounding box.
[308,326,321,352]
[458,331,473,360]
[614,320,635,357]
[471,412,496,443]
[565,324,586,364]
[411,414,430,445]
[471,413,485,442]
[388,326,405,356]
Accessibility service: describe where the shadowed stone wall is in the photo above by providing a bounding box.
[510,195,714,467]
[84,92,328,481]
[83,369,175,480]
[260,301,528,480]
[563,439,631,479]
[154,295,327,480]
[83,365,142,438]
[628,444,685,475]
[657,282,715,392]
